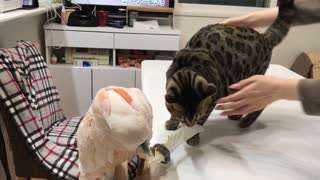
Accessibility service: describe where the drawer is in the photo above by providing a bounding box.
[115,33,179,51]
[45,30,114,49]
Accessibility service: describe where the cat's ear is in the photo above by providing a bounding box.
[205,83,216,97]
[165,93,177,103]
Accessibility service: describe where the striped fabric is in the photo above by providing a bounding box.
[0,41,79,179]
[0,41,139,179]
[47,117,82,148]
[128,156,140,179]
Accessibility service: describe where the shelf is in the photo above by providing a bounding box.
[89,66,140,70]
[48,64,144,70]
[44,23,180,35]
[0,3,62,24]
[127,6,174,13]
[174,3,268,18]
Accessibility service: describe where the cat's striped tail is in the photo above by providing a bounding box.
[263,0,296,47]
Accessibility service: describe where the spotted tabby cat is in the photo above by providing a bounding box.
[165,0,295,146]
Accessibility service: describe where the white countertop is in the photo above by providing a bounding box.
[141,60,320,180]
[0,3,62,24]
[44,23,181,35]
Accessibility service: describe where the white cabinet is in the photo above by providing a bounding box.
[45,31,114,49]
[44,23,181,65]
[49,66,92,117]
[44,23,180,116]
[50,66,137,116]
[92,67,136,96]
[115,33,179,51]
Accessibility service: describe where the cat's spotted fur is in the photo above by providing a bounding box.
[165,0,295,146]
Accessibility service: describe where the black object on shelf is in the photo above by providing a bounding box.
[22,0,39,9]
[106,20,126,28]
[67,9,97,27]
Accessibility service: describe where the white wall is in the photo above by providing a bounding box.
[174,15,320,68]
[0,14,46,53]
[2,7,320,69]
[271,24,320,68]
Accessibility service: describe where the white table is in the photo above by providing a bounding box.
[141,60,320,180]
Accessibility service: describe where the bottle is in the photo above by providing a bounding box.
[51,54,57,64]
[61,6,66,25]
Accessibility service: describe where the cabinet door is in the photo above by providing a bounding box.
[92,67,136,96]
[49,66,92,117]
[135,69,142,89]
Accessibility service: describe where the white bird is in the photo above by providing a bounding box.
[77,86,153,180]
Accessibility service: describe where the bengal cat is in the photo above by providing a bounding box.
[165,0,295,146]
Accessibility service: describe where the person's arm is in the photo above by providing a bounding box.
[224,0,320,27]
[223,7,278,28]
[216,75,300,116]
[217,76,320,116]
[298,79,320,115]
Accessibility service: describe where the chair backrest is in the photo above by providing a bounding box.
[0,40,65,133]
[0,41,79,180]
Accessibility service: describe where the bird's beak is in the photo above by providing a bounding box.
[138,141,153,157]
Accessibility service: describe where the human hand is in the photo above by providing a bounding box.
[216,75,299,116]
[223,7,279,28]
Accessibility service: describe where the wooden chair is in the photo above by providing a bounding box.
[0,41,140,180]
[0,105,57,180]
[0,41,80,179]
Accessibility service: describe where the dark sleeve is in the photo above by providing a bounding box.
[292,0,320,25]
[298,79,320,115]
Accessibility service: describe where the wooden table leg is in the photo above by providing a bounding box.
[17,177,28,180]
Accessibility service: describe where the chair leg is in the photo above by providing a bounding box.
[17,177,28,180]
[17,177,47,180]
[0,124,12,180]
[0,160,7,180]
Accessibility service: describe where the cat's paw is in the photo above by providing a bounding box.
[186,133,200,146]
[165,120,179,130]
[228,115,242,121]
[239,117,256,128]
[151,144,170,164]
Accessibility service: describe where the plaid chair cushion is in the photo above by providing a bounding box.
[0,41,80,179]
[47,116,82,148]
[16,41,65,131]
[0,41,139,179]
